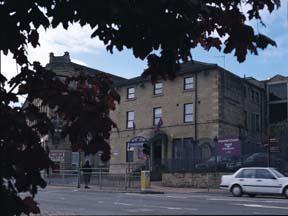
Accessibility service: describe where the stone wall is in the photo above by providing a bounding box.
[162,172,233,188]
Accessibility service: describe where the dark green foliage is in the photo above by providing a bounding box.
[1,62,119,215]
[0,0,280,81]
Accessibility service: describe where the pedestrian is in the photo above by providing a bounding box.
[82,160,92,189]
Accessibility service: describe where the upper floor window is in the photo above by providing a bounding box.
[269,83,287,102]
[153,107,162,125]
[255,114,260,131]
[244,111,248,129]
[251,90,255,101]
[184,77,193,90]
[127,87,135,99]
[184,103,193,123]
[255,92,260,104]
[154,82,163,95]
[126,111,134,128]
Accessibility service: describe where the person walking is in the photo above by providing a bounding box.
[82,160,92,189]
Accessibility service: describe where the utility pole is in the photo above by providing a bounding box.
[267,136,271,167]
[77,150,81,188]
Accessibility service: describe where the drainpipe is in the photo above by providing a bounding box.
[194,72,198,154]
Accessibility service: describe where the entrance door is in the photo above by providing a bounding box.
[151,140,162,181]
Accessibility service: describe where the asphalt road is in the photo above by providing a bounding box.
[34,187,288,215]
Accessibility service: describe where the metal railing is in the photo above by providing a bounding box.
[162,155,288,174]
[44,168,141,190]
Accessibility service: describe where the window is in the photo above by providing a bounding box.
[244,111,248,129]
[127,87,135,99]
[251,90,255,101]
[269,103,287,123]
[126,142,134,162]
[184,103,193,123]
[153,107,162,126]
[154,82,163,95]
[172,138,194,159]
[236,169,256,178]
[184,77,193,90]
[255,114,260,131]
[269,83,287,102]
[256,169,274,179]
[172,139,183,159]
[255,92,260,104]
[248,113,260,131]
[126,111,134,128]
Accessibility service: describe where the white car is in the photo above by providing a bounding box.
[220,167,288,198]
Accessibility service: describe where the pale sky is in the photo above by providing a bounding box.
[1,0,287,84]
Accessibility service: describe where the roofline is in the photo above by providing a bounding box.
[115,63,218,87]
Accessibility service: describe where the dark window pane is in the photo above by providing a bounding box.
[269,84,287,101]
[127,111,134,128]
[153,107,162,125]
[154,83,163,95]
[172,139,183,159]
[184,77,193,90]
[241,169,256,178]
[256,169,274,179]
[127,87,135,99]
[269,103,287,123]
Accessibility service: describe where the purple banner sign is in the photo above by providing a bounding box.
[217,137,241,156]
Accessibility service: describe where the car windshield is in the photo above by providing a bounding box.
[270,168,285,178]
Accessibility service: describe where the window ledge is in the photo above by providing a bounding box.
[183,122,194,125]
[183,89,194,93]
[126,98,136,102]
[152,94,164,97]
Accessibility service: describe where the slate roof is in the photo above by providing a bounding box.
[116,60,218,87]
[46,60,127,85]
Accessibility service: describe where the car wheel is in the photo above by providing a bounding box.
[248,194,256,198]
[231,185,243,197]
[283,187,288,199]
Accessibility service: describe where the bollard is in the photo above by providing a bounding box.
[140,170,151,192]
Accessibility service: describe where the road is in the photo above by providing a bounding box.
[34,187,288,215]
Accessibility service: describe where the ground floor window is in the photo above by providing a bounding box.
[172,138,194,159]
[126,142,134,162]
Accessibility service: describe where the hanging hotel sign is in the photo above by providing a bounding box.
[217,136,241,156]
[127,136,148,149]
[49,152,65,162]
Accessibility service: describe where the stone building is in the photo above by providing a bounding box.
[41,52,126,170]
[35,52,286,178]
[109,61,266,178]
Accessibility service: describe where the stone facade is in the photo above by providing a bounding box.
[109,61,266,176]
[37,52,286,182]
[162,172,232,188]
[42,52,126,170]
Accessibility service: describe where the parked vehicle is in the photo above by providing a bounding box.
[220,167,288,198]
[195,155,241,171]
[243,153,284,169]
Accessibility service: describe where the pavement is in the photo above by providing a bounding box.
[32,186,288,215]
[46,181,223,194]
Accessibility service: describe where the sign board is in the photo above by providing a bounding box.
[71,152,79,165]
[263,138,280,147]
[217,138,241,156]
[127,136,148,149]
[49,152,65,162]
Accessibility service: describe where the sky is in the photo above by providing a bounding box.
[1,0,288,84]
